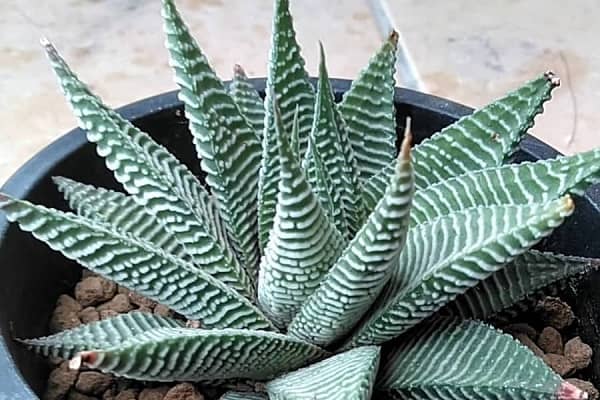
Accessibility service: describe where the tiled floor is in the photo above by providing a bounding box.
[1,0,599,183]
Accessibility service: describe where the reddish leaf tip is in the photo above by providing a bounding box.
[558,381,588,400]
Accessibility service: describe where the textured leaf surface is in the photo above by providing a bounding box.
[288,137,414,348]
[443,250,600,320]
[74,328,327,382]
[0,196,274,330]
[305,45,364,237]
[43,41,252,298]
[347,196,574,347]
[338,32,398,182]
[54,177,186,261]
[376,318,581,399]
[408,147,600,226]
[363,73,560,204]
[20,312,182,360]
[258,0,315,250]
[267,346,380,400]
[162,0,262,275]
[220,392,268,400]
[257,120,345,327]
[229,64,265,137]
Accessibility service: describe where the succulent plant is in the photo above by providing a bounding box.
[2,0,600,399]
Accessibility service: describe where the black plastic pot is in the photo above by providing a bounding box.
[1,79,600,398]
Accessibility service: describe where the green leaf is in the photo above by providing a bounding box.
[337,32,398,183]
[377,318,585,400]
[220,392,268,400]
[20,312,182,360]
[258,0,315,251]
[257,111,346,328]
[70,328,327,382]
[229,64,265,138]
[408,147,600,226]
[346,196,574,348]
[266,346,380,400]
[0,196,274,331]
[53,177,186,261]
[303,136,349,238]
[443,250,600,320]
[162,0,262,275]
[42,40,252,299]
[363,73,561,203]
[305,44,364,237]
[288,137,414,348]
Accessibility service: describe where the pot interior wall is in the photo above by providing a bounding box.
[1,83,600,397]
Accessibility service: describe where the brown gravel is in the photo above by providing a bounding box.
[97,294,134,314]
[514,332,545,357]
[68,391,97,400]
[565,336,593,370]
[75,371,114,395]
[543,353,575,376]
[567,378,600,400]
[164,383,204,400]
[49,305,82,333]
[44,361,79,400]
[114,389,140,400]
[154,304,174,318]
[79,307,100,324]
[139,386,170,400]
[536,296,575,330]
[75,277,117,307]
[537,327,563,354]
[129,291,157,309]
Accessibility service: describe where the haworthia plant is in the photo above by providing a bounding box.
[3,0,599,398]
[266,346,380,400]
[288,135,414,348]
[162,0,262,275]
[377,318,586,400]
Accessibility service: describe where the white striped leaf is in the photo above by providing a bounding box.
[54,177,186,261]
[363,72,560,204]
[407,147,600,226]
[220,392,268,400]
[20,312,182,360]
[290,105,301,160]
[303,136,348,238]
[338,32,398,183]
[443,250,600,320]
[346,196,574,348]
[71,328,327,382]
[229,64,265,138]
[257,114,346,328]
[0,196,275,331]
[258,0,315,251]
[266,346,380,400]
[42,41,252,299]
[162,0,262,276]
[288,136,414,348]
[377,319,585,400]
[305,44,365,237]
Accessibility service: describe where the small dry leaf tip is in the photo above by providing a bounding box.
[544,70,561,87]
[558,380,588,400]
[399,117,413,160]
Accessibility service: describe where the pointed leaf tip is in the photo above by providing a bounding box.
[558,381,588,400]
[39,36,52,48]
[399,117,412,160]
[69,351,98,370]
[233,63,246,78]
[388,30,399,44]
[545,70,561,87]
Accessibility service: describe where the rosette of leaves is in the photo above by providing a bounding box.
[2,0,600,399]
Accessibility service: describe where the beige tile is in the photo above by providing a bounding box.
[386,0,600,155]
[0,0,381,184]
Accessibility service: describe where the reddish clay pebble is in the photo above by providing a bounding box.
[565,336,593,370]
[154,304,174,318]
[129,291,157,309]
[537,327,563,354]
[514,332,544,357]
[164,383,204,400]
[536,297,575,330]
[75,371,114,395]
[44,361,79,400]
[57,294,83,312]
[49,307,81,333]
[68,391,97,400]
[97,294,133,314]
[504,323,538,340]
[139,386,170,400]
[567,378,599,400]
[75,277,117,307]
[81,269,98,279]
[543,353,575,377]
[79,307,100,324]
[137,306,153,314]
[118,286,131,296]
[115,389,139,400]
